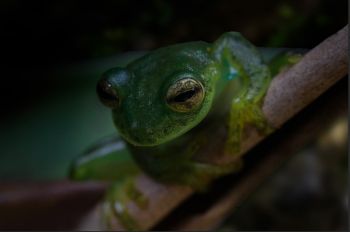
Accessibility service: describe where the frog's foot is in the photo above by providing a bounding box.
[70,135,140,181]
[102,178,148,231]
[184,160,243,191]
[225,100,274,155]
[244,101,274,134]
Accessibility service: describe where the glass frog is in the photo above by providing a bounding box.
[70,32,302,230]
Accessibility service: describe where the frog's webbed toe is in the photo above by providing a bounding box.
[225,100,273,156]
[102,178,148,231]
[247,103,274,134]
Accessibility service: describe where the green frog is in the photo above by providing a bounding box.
[70,32,301,230]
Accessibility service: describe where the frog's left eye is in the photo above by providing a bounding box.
[96,79,120,109]
[166,78,205,112]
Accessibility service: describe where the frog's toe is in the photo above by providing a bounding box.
[225,135,241,155]
[226,117,244,155]
[101,180,148,231]
[102,197,139,231]
[247,104,274,134]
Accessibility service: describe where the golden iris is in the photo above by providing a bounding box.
[166,78,205,112]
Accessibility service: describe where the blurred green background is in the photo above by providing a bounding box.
[0,0,347,179]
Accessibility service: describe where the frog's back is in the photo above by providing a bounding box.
[128,41,213,75]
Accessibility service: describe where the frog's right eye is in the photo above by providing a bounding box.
[166,78,205,112]
[96,79,120,109]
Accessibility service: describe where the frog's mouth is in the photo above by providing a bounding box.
[118,130,165,147]
[115,120,185,147]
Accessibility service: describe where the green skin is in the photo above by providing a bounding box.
[70,32,302,230]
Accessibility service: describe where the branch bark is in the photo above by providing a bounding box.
[78,25,348,230]
[0,181,107,230]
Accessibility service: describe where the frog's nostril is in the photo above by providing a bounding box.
[96,79,120,109]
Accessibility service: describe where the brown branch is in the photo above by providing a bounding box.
[77,25,348,230]
[0,181,107,230]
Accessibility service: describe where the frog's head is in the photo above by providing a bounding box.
[97,42,219,146]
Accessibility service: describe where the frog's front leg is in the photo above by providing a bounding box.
[71,135,139,181]
[183,134,244,189]
[226,98,273,154]
[70,136,146,230]
[186,159,244,191]
[212,32,273,155]
[130,134,243,191]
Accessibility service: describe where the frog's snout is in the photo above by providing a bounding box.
[117,126,161,147]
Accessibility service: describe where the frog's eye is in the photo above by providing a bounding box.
[96,79,120,109]
[166,78,205,112]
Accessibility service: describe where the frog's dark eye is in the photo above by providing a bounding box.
[96,79,120,109]
[166,78,205,112]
